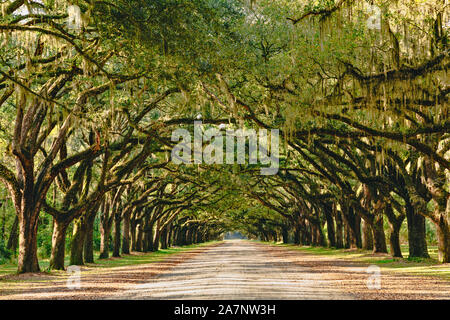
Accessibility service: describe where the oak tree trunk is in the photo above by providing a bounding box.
[17,208,40,273]
[49,218,69,270]
[335,210,344,249]
[122,214,130,254]
[361,219,373,250]
[405,201,429,258]
[389,224,403,258]
[144,224,154,252]
[294,225,301,245]
[167,225,173,247]
[344,224,351,249]
[385,204,403,258]
[99,222,111,259]
[281,225,289,244]
[323,203,336,247]
[7,215,19,253]
[153,227,160,251]
[160,227,168,249]
[343,206,360,249]
[70,218,87,265]
[84,212,96,263]
[113,216,121,257]
[435,214,450,263]
[372,215,388,253]
[130,220,137,251]
[136,223,143,252]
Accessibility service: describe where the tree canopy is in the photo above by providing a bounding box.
[0,0,448,273]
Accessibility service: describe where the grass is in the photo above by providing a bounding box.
[0,241,220,278]
[259,241,450,280]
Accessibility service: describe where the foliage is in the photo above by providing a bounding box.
[0,0,448,274]
[0,239,11,264]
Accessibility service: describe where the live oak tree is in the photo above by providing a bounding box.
[202,0,449,262]
[0,0,448,273]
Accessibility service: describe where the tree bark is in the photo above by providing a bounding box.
[197,229,204,243]
[300,218,310,245]
[49,218,69,270]
[179,227,187,245]
[421,157,448,262]
[405,200,429,258]
[294,225,301,245]
[122,214,130,254]
[99,221,111,259]
[17,208,40,273]
[177,227,186,246]
[7,215,19,253]
[311,224,318,245]
[389,223,403,257]
[304,222,311,245]
[70,218,86,265]
[145,219,155,251]
[281,225,289,244]
[355,215,362,248]
[160,227,168,249]
[343,205,360,249]
[99,199,111,259]
[271,230,278,243]
[153,227,160,251]
[323,203,336,247]
[84,211,96,263]
[384,204,404,258]
[130,219,137,251]
[136,223,143,252]
[113,215,121,257]
[186,227,193,245]
[335,209,344,248]
[311,221,326,246]
[190,226,197,244]
[344,223,351,249]
[167,225,173,247]
[361,219,373,250]
[435,213,450,263]
[372,215,388,253]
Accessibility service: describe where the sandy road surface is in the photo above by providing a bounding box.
[2,240,449,299]
[116,240,354,299]
[114,240,449,300]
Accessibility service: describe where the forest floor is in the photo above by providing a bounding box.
[270,242,450,280]
[0,242,220,299]
[1,240,448,300]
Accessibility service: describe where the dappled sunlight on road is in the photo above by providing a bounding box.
[2,241,448,300]
[116,240,355,299]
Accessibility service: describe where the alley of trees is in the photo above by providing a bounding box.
[0,0,448,274]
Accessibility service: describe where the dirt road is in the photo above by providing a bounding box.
[1,240,449,299]
[114,240,449,300]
